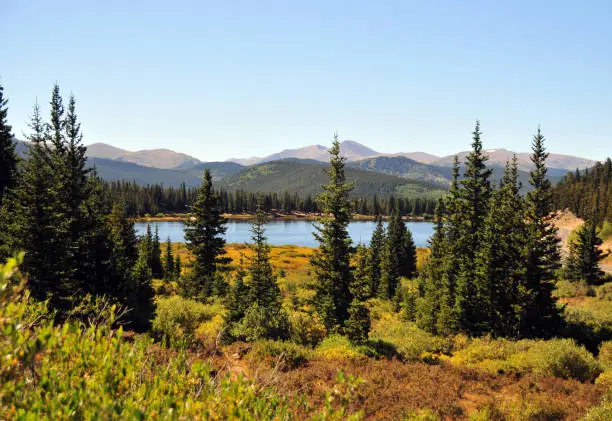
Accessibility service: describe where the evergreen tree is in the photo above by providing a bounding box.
[226,256,249,323]
[0,82,17,206]
[151,226,163,278]
[247,202,281,309]
[310,134,354,331]
[475,157,528,337]
[454,121,493,335]
[522,128,563,338]
[107,201,139,299]
[127,239,156,331]
[182,168,228,299]
[565,219,607,285]
[234,201,287,340]
[163,236,174,281]
[346,245,371,344]
[0,103,58,299]
[368,215,386,297]
[174,255,182,279]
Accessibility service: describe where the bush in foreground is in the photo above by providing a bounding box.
[450,337,601,382]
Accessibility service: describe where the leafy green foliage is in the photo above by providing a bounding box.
[152,295,224,345]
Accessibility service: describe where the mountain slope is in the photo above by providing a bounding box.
[218,159,446,199]
[84,142,203,169]
[431,149,596,171]
[86,143,128,159]
[87,158,243,187]
[349,156,451,186]
[229,140,382,165]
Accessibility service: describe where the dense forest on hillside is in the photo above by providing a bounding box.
[1,84,612,419]
[103,180,438,218]
[553,158,612,223]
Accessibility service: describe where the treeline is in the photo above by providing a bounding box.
[104,180,438,217]
[552,158,612,223]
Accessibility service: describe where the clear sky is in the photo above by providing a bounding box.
[2,0,611,161]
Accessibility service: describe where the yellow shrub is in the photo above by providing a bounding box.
[370,317,448,362]
[315,334,367,361]
[450,337,601,381]
[288,310,326,347]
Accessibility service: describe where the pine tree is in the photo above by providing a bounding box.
[401,224,417,279]
[565,219,606,285]
[454,121,493,335]
[174,255,182,279]
[522,128,563,338]
[151,226,163,278]
[107,201,139,299]
[0,82,17,206]
[311,133,354,331]
[346,245,371,344]
[164,237,174,281]
[0,103,57,299]
[235,201,287,340]
[182,168,228,299]
[226,256,250,323]
[476,157,528,337]
[127,239,156,331]
[368,215,386,297]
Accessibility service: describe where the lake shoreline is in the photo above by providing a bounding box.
[135,212,433,223]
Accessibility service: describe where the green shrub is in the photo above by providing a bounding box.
[599,341,612,370]
[450,337,601,382]
[315,334,367,361]
[370,317,448,362]
[231,302,289,342]
[249,340,312,371]
[289,310,326,346]
[152,295,223,345]
[596,283,612,301]
[554,279,580,298]
[0,256,296,420]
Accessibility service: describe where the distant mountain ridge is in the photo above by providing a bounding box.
[86,142,202,169]
[226,141,596,172]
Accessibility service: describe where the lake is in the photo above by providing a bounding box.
[134,220,435,248]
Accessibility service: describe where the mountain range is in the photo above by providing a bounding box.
[12,138,600,197]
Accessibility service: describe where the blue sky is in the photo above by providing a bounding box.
[2,0,611,161]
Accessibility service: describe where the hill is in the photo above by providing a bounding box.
[86,142,128,159]
[85,143,203,169]
[87,158,243,187]
[218,159,446,199]
[349,156,451,186]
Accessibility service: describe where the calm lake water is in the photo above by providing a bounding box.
[134,220,435,248]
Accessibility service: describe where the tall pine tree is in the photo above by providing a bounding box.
[311,133,354,331]
[0,82,17,206]
[454,121,493,335]
[368,215,386,298]
[182,168,228,299]
[522,128,562,338]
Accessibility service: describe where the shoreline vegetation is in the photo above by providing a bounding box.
[135,212,433,222]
